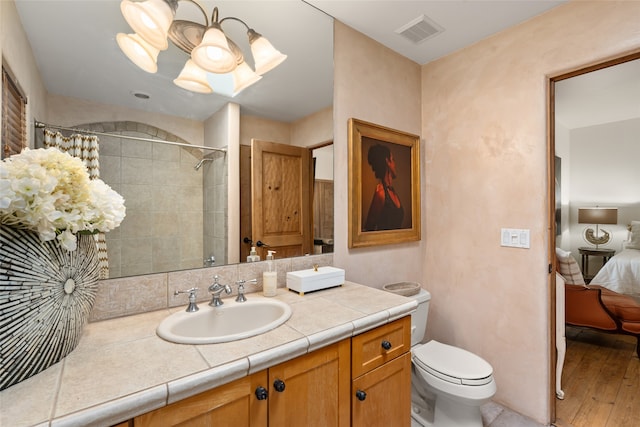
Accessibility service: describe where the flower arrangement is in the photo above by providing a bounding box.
[0,147,126,250]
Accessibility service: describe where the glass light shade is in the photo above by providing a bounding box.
[191,25,236,74]
[116,33,159,73]
[249,32,287,75]
[174,60,213,93]
[232,61,262,96]
[120,0,173,50]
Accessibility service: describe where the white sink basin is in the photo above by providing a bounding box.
[157,297,292,344]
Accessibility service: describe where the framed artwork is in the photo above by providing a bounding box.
[348,118,421,248]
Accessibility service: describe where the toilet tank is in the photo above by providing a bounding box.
[410,289,431,346]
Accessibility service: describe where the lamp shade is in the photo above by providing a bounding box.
[578,207,618,225]
[232,61,262,95]
[191,24,236,74]
[120,0,173,51]
[248,30,287,75]
[173,60,212,93]
[116,33,159,73]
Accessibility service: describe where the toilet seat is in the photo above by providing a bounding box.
[413,340,493,386]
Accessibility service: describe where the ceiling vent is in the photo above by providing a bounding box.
[395,14,444,44]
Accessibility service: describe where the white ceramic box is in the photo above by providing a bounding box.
[286,266,345,295]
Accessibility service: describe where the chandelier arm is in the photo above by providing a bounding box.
[166,0,209,26]
[219,16,252,31]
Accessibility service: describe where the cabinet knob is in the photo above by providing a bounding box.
[273,379,286,392]
[381,340,392,350]
[255,386,268,400]
[355,390,367,401]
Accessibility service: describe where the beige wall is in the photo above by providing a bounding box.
[333,22,424,287]
[203,103,237,264]
[421,1,639,422]
[291,106,333,147]
[239,108,332,148]
[47,94,204,147]
[332,1,640,424]
[1,0,47,147]
[240,115,291,146]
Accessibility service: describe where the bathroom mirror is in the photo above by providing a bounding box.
[13,0,334,278]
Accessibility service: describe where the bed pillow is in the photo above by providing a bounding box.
[555,247,586,285]
[626,221,640,250]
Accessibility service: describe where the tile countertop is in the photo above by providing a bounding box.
[0,282,417,427]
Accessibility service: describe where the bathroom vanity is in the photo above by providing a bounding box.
[131,317,411,426]
[0,282,416,427]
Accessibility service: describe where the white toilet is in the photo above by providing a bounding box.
[409,289,496,427]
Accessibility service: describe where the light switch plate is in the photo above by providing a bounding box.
[501,228,530,249]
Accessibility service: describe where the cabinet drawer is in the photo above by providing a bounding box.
[351,316,411,378]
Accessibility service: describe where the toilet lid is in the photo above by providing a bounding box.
[413,340,493,386]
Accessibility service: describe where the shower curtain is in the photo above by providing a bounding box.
[43,129,110,279]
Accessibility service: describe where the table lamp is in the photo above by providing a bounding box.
[578,207,618,248]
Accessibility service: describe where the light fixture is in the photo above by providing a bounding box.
[117,0,287,95]
[173,59,212,93]
[578,207,618,248]
[116,33,160,73]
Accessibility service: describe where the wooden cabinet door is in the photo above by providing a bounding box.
[268,339,350,427]
[352,352,412,427]
[134,371,268,427]
[251,139,312,259]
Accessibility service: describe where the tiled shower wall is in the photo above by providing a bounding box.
[77,121,222,278]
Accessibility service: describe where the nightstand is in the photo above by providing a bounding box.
[578,247,615,282]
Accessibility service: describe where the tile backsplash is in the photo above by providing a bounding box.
[90,254,334,321]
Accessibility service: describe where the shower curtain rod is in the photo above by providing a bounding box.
[34,121,227,153]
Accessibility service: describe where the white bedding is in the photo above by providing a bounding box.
[591,248,640,295]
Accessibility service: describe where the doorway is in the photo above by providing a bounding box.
[549,51,640,425]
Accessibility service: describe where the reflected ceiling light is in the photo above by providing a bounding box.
[116,0,286,96]
[116,33,160,73]
[173,59,213,93]
[231,61,263,96]
[120,0,173,50]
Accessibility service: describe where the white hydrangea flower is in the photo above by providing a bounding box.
[0,147,126,250]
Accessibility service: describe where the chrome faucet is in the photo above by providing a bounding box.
[209,275,232,306]
[235,278,258,302]
[174,287,199,312]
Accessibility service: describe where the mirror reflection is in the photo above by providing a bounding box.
[14,0,334,279]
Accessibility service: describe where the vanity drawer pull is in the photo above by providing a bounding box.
[255,386,268,400]
[273,379,286,392]
[355,390,367,401]
[351,316,411,378]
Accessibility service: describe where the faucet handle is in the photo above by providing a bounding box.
[174,287,199,312]
[235,279,258,302]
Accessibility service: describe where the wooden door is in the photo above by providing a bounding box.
[134,371,268,427]
[268,340,351,427]
[352,353,412,427]
[251,140,312,259]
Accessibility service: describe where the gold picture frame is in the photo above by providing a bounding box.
[348,118,421,248]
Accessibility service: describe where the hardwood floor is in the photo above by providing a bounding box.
[555,327,640,427]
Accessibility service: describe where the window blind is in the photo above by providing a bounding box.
[2,67,27,159]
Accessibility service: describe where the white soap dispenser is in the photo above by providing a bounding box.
[247,246,260,262]
[263,250,277,297]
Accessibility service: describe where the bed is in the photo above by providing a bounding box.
[590,221,640,296]
[591,248,640,296]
